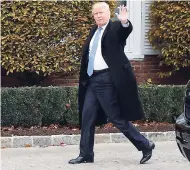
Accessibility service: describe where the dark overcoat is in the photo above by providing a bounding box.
[78,20,145,129]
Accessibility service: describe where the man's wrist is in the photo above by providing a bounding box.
[121,19,129,27]
[121,19,129,24]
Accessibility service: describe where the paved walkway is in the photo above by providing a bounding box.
[1,141,189,170]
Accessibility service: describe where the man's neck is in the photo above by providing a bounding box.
[98,20,109,29]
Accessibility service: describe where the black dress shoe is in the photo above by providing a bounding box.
[68,156,94,164]
[140,141,155,164]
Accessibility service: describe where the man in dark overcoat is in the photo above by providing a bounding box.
[69,2,155,165]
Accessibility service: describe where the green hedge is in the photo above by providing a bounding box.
[148,1,190,77]
[1,1,116,75]
[1,85,186,127]
[1,86,78,127]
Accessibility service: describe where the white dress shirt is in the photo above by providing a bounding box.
[89,21,129,71]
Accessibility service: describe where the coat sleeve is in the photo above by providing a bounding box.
[117,20,133,43]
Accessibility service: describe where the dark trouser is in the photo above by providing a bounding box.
[80,71,149,158]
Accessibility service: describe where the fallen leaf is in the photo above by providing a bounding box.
[65,103,71,108]
[60,142,67,147]
[104,123,114,129]
[25,144,32,148]
[133,123,139,127]
[1,147,7,149]
[72,128,78,131]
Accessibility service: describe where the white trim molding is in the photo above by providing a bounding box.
[124,0,160,60]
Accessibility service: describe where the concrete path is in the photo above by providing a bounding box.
[1,141,189,170]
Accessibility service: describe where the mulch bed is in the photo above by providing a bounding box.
[1,121,175,137]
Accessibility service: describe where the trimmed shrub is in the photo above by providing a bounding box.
[148,1,190,77]
[139,85,185,122]
[1,85,186,127]
[64,87,78,125]
[34,87,68,125]
[1,0,117,76]
[1,87,42,127]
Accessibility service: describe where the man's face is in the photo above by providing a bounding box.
[92,5,110,27]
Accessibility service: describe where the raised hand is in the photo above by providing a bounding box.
[115,5,128,24]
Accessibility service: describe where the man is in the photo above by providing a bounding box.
[69,2,155,164]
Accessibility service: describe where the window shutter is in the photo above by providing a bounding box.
[141,1,160,55]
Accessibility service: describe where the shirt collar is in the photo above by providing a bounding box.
[98,21,109,31]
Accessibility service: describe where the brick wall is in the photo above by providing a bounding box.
[131,55,189,85]
[39,74,79,87]
[131,56,161,84]
[40,55,189,86]
[1,55,189,87]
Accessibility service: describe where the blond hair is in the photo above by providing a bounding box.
[92,2,110,15]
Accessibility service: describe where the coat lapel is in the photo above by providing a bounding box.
[101,20,111,45]
[82,25,97,57]
[82,20,111,63]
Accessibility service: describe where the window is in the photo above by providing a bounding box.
[112,0,127,21]
[113,1,160,60]
[124,0,143,59]
[141,0,160,55]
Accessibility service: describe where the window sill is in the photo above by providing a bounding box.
[125,53,144,61]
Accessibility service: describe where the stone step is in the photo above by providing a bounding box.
[1,131,175,148]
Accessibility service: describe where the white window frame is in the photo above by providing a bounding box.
[124,0,144,60]
[141,0,160,55]
[124,0,160,60]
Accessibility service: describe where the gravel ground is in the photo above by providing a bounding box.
[1,141,189,170]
